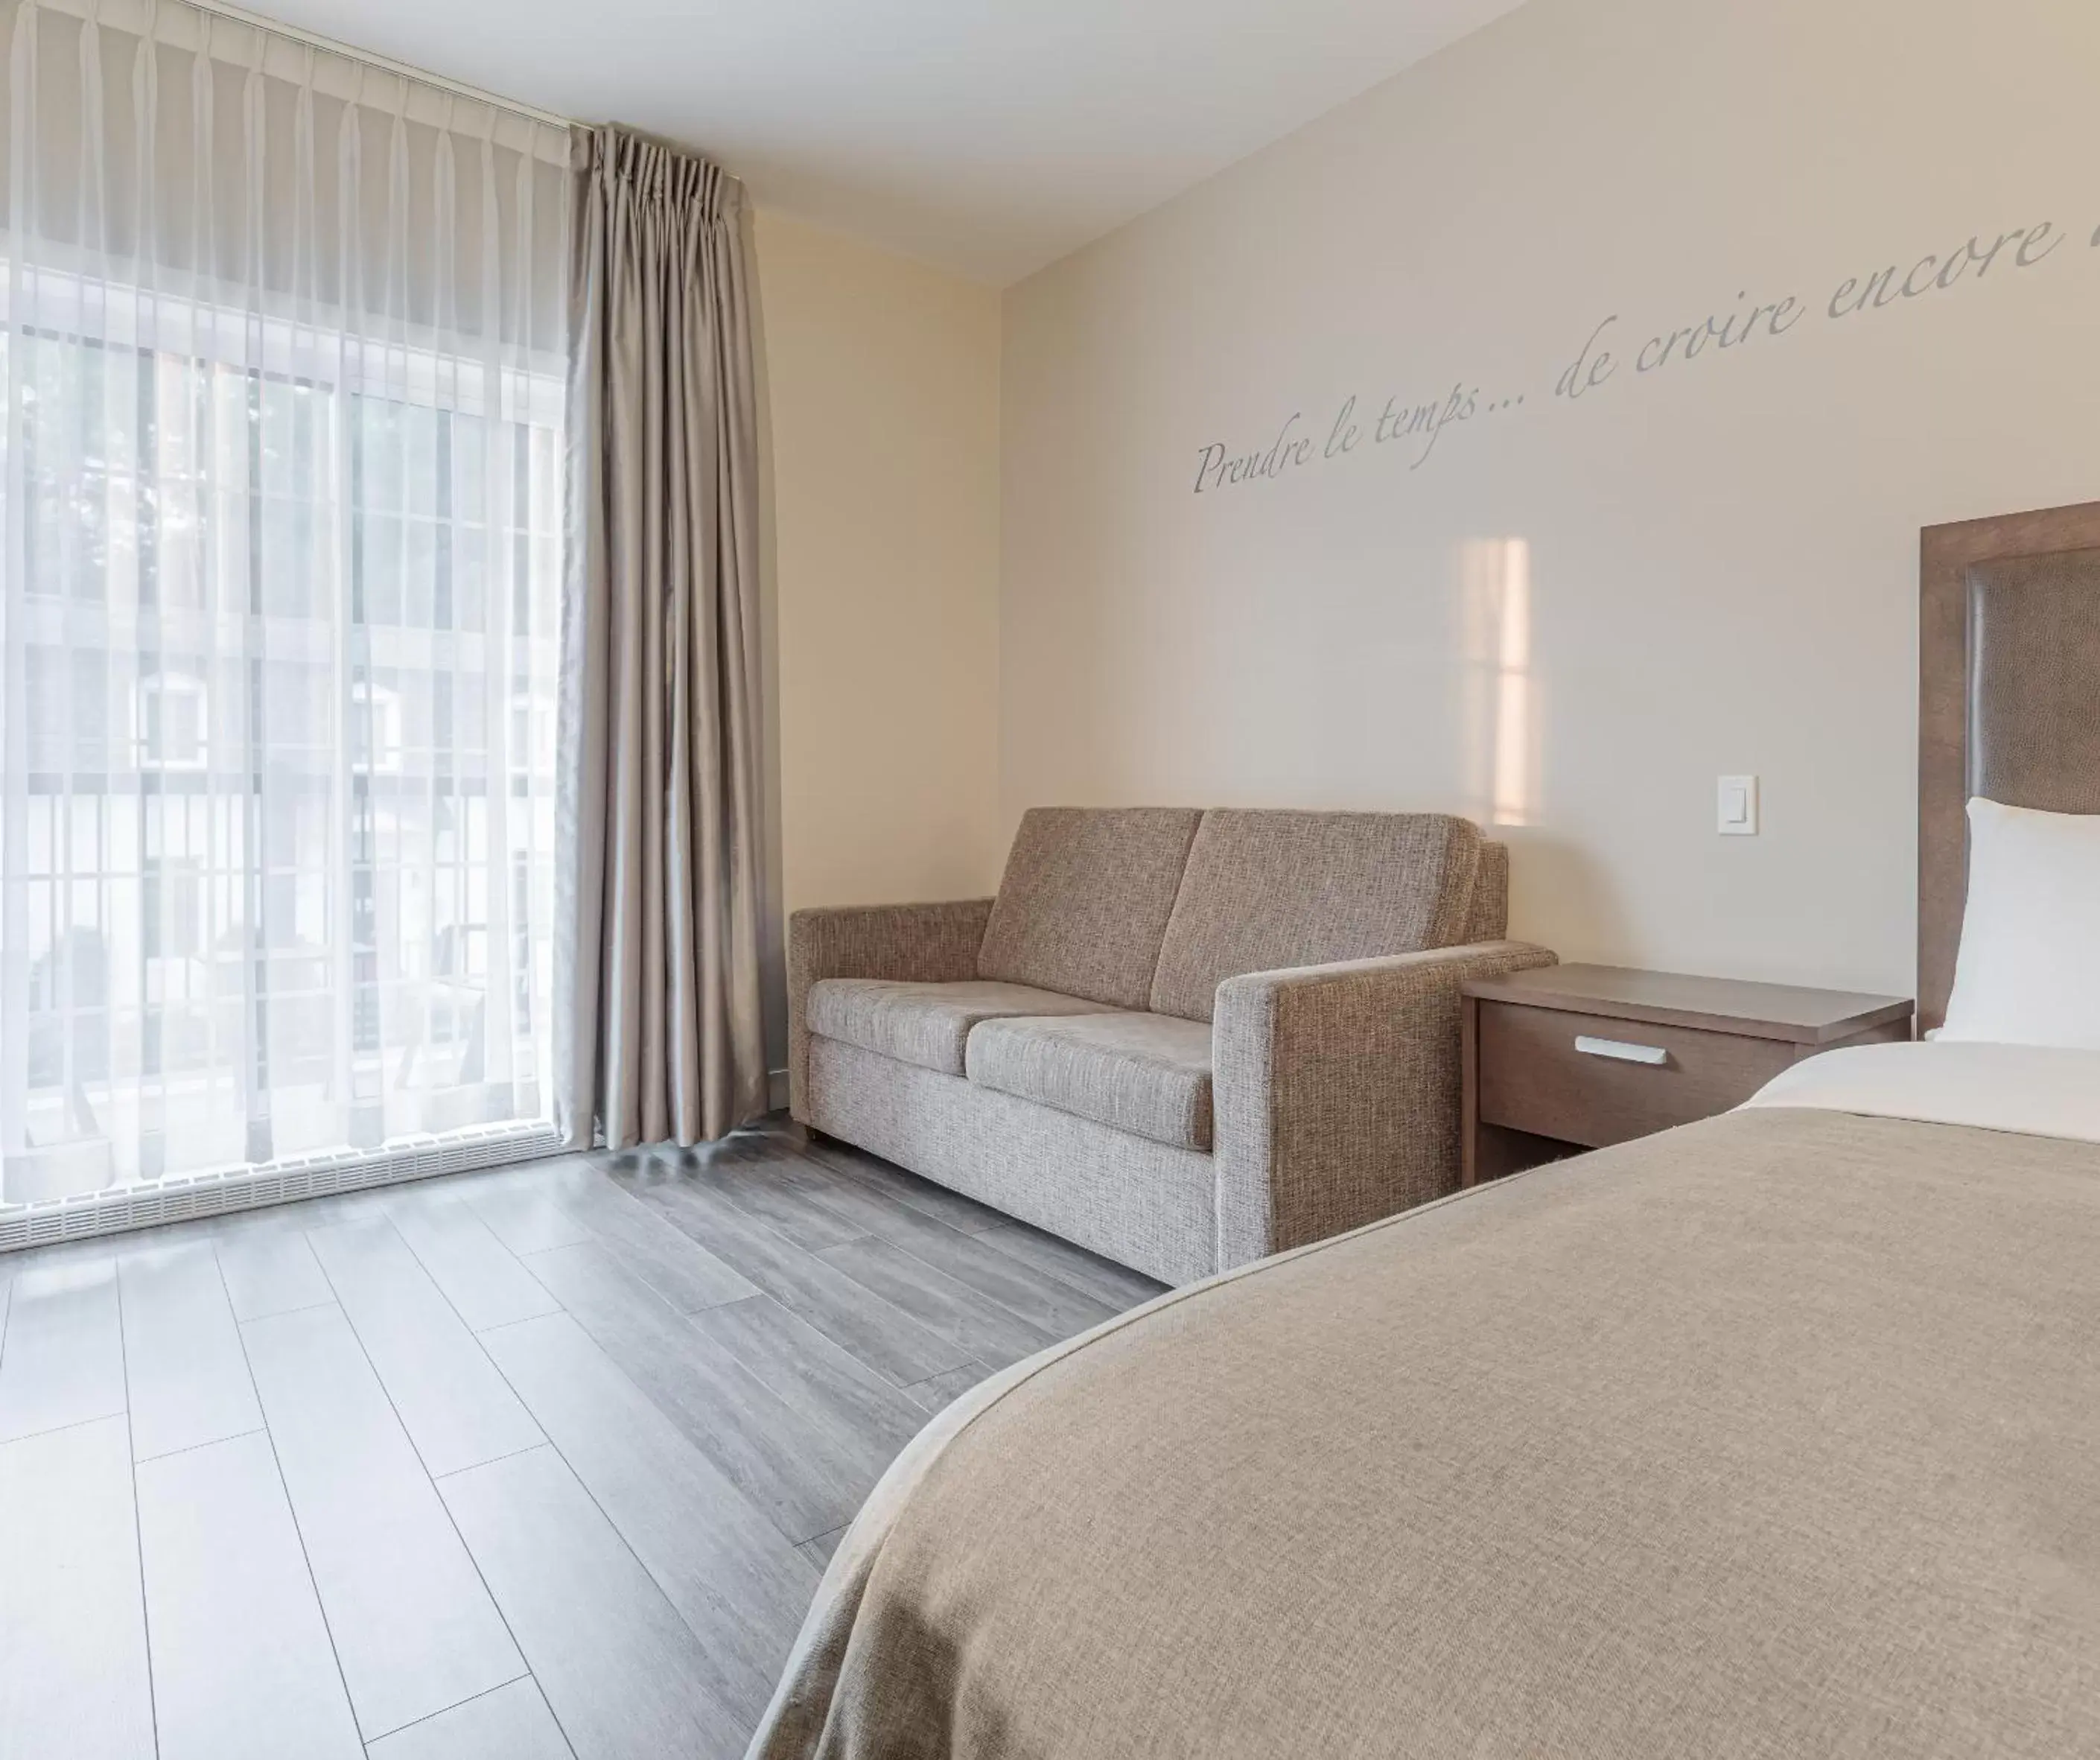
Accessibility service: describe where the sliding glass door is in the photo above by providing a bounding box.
[1,0,572,1207]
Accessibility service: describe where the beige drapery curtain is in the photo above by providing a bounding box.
[556,127,766,1149]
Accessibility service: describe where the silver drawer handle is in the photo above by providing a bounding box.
[1574,1035,1669,1066]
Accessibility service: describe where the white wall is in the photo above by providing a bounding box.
[751,209,1005,1076]
[999,0,2100,995]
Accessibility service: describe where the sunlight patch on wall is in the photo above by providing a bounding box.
[1460,538,1541,827]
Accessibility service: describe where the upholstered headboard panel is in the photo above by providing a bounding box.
[1918,503,2100,1032]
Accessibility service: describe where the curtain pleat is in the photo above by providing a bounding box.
[0,0,572,1204]
[556,126,766,1150]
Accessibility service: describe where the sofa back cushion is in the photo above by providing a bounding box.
[977,807,1203,1009]
[1467,841,1509,941]
[1148,810,1484,1020]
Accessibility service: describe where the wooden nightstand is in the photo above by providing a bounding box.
[1460,965,1915,1186]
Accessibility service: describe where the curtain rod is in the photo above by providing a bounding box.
[185,0,577,130]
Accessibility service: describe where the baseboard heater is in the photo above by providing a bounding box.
[0,1119,568,1254]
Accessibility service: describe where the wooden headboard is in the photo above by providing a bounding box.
[1918,501,2100,1032]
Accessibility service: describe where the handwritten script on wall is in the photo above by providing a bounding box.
[1190,217,2084,495]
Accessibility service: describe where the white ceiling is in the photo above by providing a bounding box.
[252,0,1527,285]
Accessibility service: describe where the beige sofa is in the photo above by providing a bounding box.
[788,808,1555,1285]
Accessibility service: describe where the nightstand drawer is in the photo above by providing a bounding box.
[1474,1001,1797,1148]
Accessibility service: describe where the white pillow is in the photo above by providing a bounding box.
[1940,798,2100,1049]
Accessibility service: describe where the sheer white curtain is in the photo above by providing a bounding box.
[0,0,571,1205]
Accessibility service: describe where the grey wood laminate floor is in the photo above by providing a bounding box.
[0,1122,1165,1760]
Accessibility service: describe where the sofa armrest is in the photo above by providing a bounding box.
[1210,939,1557,1269]
[787,899,995,1122]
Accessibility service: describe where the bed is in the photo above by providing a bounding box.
[747,501,2100,1760]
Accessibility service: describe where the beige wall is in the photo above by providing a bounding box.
[999,0,2100,997]
[751,209,1005,1073]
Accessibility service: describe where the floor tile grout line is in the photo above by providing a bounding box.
[795,1136,1008,1236]
[226,1295,340,1327]
[532,1166,865,1369]
[291,1210,556,1730]
[472,1309,548,1341]
[794,1134,961,1204]
[459,1181,596,1265]
[672,1289,933,1440]
[815,1235,1065,1359]
[0,1402,132,1450]
[505,1239,755,1325]
[623,1181,946,1392]
[514,1167,856,1547]
[623,1175,984,1396]
[136,1424,270,1467]
[777,1140,1144,1318]
[503,1162,856,1567]
[724,1151,896,1252]
[783,1512,855,1548]
[615,1150,878,1265]
[385,1189,564,1335]
[767,1153,981,1254]
[229,1235,398,1746]
[808,1246,1022,1368]
[973,1224,1164,1310]
[591,1183,779,1314]
[855,1224,1113,1341]
[428,1437,553,1481]
[660,1289,926,1518]
[301,1209,544,1482]
[357,1668,539,1748]
[303,1189,596,1760]
[114,1262,165,1760]
[454,1169,655,1320]
[643,1137,1100,1344]
[898,1360,987,1397]
[466,1299,769,1722]
[506,1199,923,1523]
[804,1131,1164,1309]
[364,1149,1096,1413]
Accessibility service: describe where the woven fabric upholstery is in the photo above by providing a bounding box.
[789,819,1543,1282]
[786,900,993,1122]
[807,1037,1216,1286]
[967,1012,1214,1151]
[1467,841,1509,941]
[1149,810,1484,1021]
[806,979,1116,1078]
[751,1108,2100,1760]
[976,808,1202,1009]
[1212,938,1557,1267]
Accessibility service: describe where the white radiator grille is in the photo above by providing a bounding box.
[0,1122,568,1254]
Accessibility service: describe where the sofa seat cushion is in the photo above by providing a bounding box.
[806,979,1116,1078]
[966,1012,1215,1151]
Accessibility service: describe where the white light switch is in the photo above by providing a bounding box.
[1718,775,1759,836]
